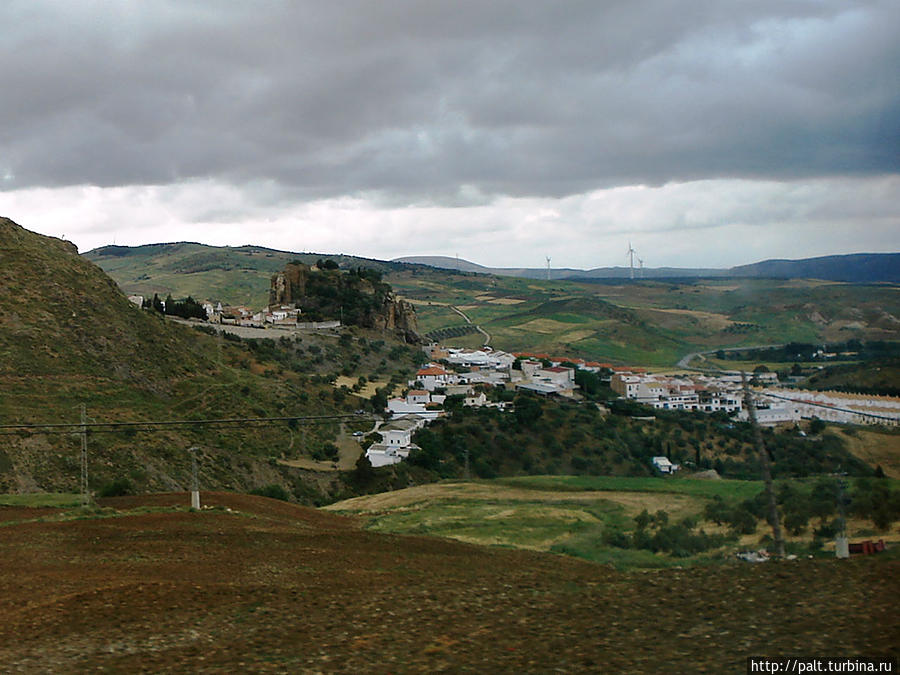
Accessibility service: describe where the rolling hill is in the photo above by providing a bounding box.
[0,218,418,499]
[84,238,900,367]
[86,242,403,308]
[396,252,900,282]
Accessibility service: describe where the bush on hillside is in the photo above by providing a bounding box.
[250,484,291,501]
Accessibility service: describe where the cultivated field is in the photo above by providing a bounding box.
[0,491,896,672]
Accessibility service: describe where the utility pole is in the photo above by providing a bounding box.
[835,473,849,558]
[80,404,89,507]
[189,446,200,510]
[741,372,785,557]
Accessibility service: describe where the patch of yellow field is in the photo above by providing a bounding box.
[487,297,526,305]
[512,318,583,334]
[456,304,478,311]
[334,376,385,398]
[473,294,495,301]
[325,482,703,521]
[643,307,735,330]
[561,329,596,342]
[694,285,741,292]
[832,428,900,478]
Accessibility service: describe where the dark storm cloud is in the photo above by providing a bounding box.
[1,0,897,200]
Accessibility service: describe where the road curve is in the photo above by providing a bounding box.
[449,305,491,347]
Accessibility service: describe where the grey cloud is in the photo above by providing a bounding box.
[1,0,897,201]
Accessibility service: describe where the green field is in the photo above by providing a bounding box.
[328,477,770,568]
[328,475,900,568]
[0,493,82,508]
[496,475,766,501]
[87,243,900,367]
[389,271,900,366]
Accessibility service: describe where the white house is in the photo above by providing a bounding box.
[652,456,679,474]
[365,445,417,468]
[365,415,425,467]
[414,366,455,391]
[406,390,431,405]
[464,391,488,407]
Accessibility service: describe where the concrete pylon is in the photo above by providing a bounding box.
[189,446,200,510]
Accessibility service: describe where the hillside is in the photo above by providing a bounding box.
[86,242,402,308]
[391,268,900,365]
[86,239,900,366]
[396,252,900,283]
[0,492,895,671]
[731,253,900,283]
[0,218,420,499]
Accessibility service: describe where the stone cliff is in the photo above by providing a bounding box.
[270,262,420,342]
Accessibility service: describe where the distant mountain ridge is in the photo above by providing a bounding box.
[394,253,900,283]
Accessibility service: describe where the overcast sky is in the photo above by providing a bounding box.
[1,1,898,269]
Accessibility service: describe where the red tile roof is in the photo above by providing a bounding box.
[417,367,449,376]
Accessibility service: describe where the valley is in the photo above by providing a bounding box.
[2,218,899,671]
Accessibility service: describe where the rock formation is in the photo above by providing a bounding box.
[270,262,419,342]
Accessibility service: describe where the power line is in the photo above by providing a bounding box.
[0,409,443,439]
[0,412,377,432]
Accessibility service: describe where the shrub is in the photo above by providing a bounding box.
[97,478,134,498]
[249,484,290,501]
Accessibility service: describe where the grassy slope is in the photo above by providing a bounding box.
[86,243,899,366]
[329,475,900,568]
[86,243,402,308]
[0,219,412,498]
[386,270,900,365]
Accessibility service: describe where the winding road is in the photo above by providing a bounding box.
[449,305,492,347]
[676,344,787,370]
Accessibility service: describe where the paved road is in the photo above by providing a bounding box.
[677,343,787,370]
[449,305,492,347]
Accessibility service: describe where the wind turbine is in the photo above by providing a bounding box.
[626,242,636,280]
[546,255,551,281]
[638,257,644,279]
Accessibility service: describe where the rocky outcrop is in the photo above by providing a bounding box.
[270,262,420,342]
[373,295,420,343]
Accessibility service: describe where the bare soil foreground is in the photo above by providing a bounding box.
[1,493,897,673]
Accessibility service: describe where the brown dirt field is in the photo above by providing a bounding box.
[0,491,896,673]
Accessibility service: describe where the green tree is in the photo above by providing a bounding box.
[513,394,543,427]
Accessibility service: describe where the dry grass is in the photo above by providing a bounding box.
[561,329,596,342]
[333,375,385,398]
[326,482,704,521]
[641,307,735,330]
[832,428,900,478]
[511,318,583,334]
